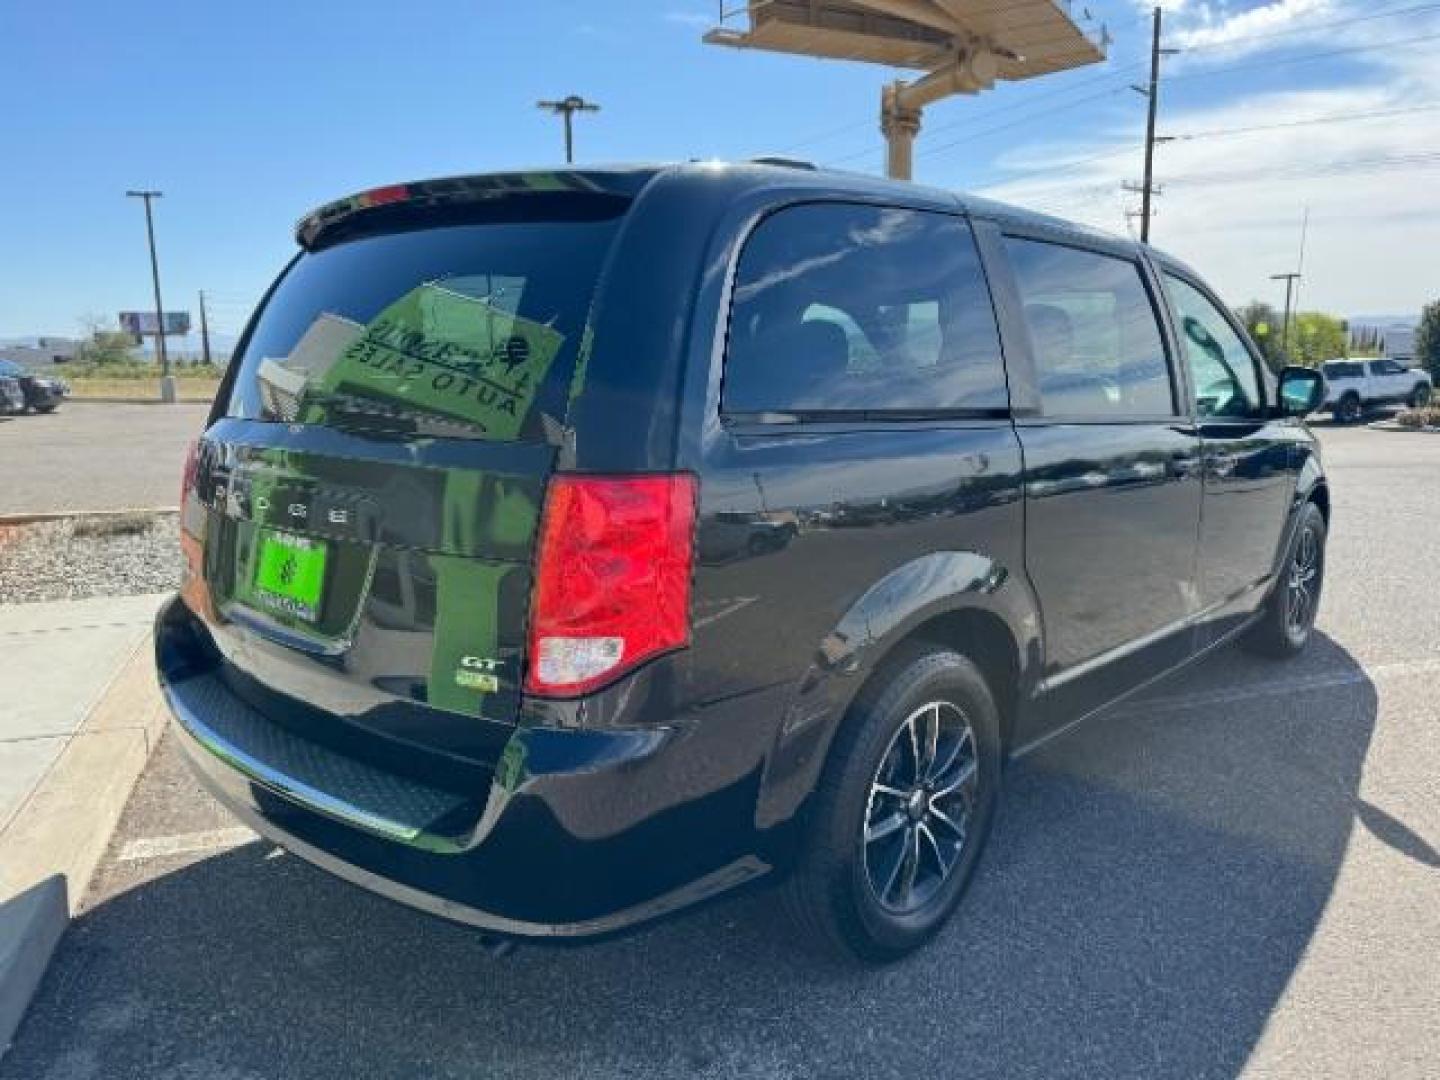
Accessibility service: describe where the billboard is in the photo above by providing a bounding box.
[119,311,191,338]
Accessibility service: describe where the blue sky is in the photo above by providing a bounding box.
[3,0,1437,342]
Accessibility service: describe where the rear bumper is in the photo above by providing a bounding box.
[155,596,768,938]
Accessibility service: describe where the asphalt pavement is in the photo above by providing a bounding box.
[0,402,209,516]
[3,424,1438,1079]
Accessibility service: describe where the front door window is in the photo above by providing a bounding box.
[1164,275,1264,419]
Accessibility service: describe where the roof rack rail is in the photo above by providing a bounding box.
[748,156,818,171]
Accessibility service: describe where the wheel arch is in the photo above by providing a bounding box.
[867,607,1022,756]
[753,552,1040,836]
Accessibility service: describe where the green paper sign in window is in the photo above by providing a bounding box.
[300,282,564,441]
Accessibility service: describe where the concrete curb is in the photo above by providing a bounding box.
[1366,420,1440,433]
[0,507,178,528]
[67,397,215,405]
[0,635,167,1056]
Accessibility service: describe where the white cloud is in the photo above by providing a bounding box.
[1169,0,1335,50]
[968,5,1440,316]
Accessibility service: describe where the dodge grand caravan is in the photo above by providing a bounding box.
[157,162,1330,961]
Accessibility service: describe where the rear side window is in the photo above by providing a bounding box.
[1323,362,1363,379]
[1005,238,1174,418]
[723,203,1007,415]
[226,204,624,442]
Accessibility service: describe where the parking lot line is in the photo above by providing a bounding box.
[1122,654,1440,718]
[115,825,257,864]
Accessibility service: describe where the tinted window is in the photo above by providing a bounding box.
[1323,361,1364,379]
[1005,238,1173,418]
[1371,359,1404,375]
[226,203,625,442]
[1164,274,1263,419]
[723,204,1007,415]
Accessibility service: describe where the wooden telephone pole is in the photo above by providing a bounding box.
[1133,8,1178,243]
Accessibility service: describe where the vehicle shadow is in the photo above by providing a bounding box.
[3,634,1377,1080]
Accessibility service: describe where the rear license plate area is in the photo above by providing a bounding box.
[252,529,329,623]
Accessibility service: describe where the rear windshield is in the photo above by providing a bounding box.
[226,203,624,442]
[1323,362,1363,379]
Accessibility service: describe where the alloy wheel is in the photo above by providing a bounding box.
[1286,524,1321,636]
[861,701,979,915]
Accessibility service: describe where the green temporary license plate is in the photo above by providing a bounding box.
[253,529,328,623]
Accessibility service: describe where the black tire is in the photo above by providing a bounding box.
[35,404,57,414]
[1409,384,1431,409]
[1335,393,1363,424]
[1243,501,1326,659]
[782,645,1002,963]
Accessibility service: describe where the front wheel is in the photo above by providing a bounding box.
[1244,501,1326,658]
[1409,384,1432,409]
[782,646,1002,963]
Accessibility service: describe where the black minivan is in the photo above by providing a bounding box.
[157,162,1329,961]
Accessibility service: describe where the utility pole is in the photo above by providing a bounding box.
[536,95,600,164]
[125,189,175,402]
[1132,7,1178,244]
[1271,210,1311,360]
[198,290,213,367]
[1271,272,1301,358]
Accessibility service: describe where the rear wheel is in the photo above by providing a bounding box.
[1243,501,1326,658]
[782,646,1002,963]
[1335,393,1363,424]
[1409,384,1431,409]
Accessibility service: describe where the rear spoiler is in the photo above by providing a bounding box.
[294,169,655,250]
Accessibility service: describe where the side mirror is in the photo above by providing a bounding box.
[1277,366,1325,417]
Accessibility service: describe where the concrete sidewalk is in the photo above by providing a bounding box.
[0,592,170,1054]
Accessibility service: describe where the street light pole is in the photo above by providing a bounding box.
[198,289,213,368]
[126,189,174,401]
[536,96,600,163]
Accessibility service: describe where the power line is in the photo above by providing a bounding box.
[1163,151,1440,188]
[894,18,1440,171]
[742,4,1133,162]
[1177,0,1440,55]
[1167,29,1440,83]
[826,80,1130,167]
[1168,101,1440,142]
[990,101,1440,188]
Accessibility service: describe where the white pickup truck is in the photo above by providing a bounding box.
[1320,358,1432,423]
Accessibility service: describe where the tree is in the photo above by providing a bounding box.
[1417,300,1440,382]
[75,331,137,365]
[1349,323,1381,357]
[73,313,137,366]
[1288,312,1348,368]
[1234,301,1286,372]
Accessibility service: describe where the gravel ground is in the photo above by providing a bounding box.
[0,513,180,603]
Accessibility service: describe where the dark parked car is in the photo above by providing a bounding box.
[157,163,1329,962]
[0,360,67,412]
[0,374,24,415]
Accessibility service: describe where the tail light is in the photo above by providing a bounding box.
[180,438,200,506]
[525,474,698,697]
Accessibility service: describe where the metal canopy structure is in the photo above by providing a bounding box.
[705,1,1108,180]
